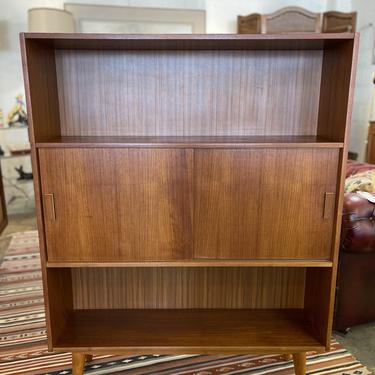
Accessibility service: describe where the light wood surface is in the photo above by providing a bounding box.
[317,38,356,142]
[19,37,61,144]
[47,260,333,268]
[39,148,193,262]
[305,267,333,348]
[71,267,306,309]
[72,353,86,375]
[367,121,375,163]
[237,13,261,34]
[323,11,357,33]
[318,34,359,351]
[39,147,339,262]
[55,309,324,354]
[292,352,307,375]
[194,148,339,259]
[36,135,344,148]
[20,33,359,369]
[21,32,356,51]
[46,268,73,346]
[262,7,321,34]
[55,49,322,137]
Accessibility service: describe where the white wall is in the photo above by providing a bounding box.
[326,0,351,12]
[349,0,375,160]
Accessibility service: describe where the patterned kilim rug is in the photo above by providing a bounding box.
[0,231,372,375]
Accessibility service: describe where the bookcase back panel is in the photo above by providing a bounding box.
[55,49,323,137]
[71,267,306,309]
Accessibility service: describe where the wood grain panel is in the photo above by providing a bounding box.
[38,148,193,261]
[55,309,323,354]
[36,135,344,148]
[20,37,61,143]
[314,36,359,350]
[72,267,305,309]
[194,148,339,259]
[304,267,333,349]
[48,260,333,268]
[317,39,356,141]
[366,121,375,163]
[22,32,356,51]
[46,268,73,346]
[21,34,359,357]
[257,148,339,259]
[194,149,262,258]
[20,35,62,350]
[55,50,322,137]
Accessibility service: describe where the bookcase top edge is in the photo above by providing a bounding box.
[21,32,356,41]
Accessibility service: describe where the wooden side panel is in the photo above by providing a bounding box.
[317,40,355,142]
[20,35,62,351]
[46,268,73,346]
[20,38,61,143]
[312,35,359,350]
[304,267,333,347]
[72,267,306,309]
[38,148,193,262]
[56,50,322,137]
[194,148,339,259]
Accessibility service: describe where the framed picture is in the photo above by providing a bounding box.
[64,3,205,33]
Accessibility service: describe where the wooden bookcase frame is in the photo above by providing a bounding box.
[21,33,359,375]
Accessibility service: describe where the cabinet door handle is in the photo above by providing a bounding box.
[323,192,335,220]
[43,193,56,221]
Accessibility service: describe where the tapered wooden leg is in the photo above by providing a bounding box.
[292,353,306,375]
[72,353,86,375]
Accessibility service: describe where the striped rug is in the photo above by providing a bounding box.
[0,231,372,375]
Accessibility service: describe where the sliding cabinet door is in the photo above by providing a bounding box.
[39,148,193,262]
[194,148,339,260]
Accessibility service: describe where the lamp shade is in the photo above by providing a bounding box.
[28,8,75,32]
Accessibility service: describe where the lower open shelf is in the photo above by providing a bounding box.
[55,308,324,354]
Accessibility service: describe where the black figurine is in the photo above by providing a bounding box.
[15,165,33,180]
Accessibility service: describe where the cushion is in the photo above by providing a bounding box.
[345,170,375,193]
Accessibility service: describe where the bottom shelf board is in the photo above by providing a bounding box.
[55,309,324,354]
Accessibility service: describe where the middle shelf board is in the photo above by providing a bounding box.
[46,260,333,268]
[54,308,324,354]
[36,135,344,149]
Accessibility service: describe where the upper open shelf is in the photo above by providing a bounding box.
[22,33,358,145]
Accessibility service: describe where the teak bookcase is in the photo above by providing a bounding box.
[21,33,359,375]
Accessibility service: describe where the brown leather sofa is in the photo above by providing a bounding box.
[334,192,375,331]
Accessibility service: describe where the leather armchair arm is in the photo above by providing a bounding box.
[341,193,375,253]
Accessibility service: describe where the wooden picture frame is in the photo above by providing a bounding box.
[64,3,205,34]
